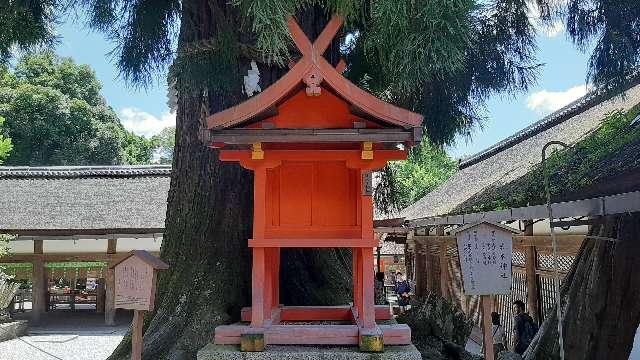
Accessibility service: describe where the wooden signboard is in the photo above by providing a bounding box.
[452,222,519,360]
[453,222,516,296]
[110,250,168,360]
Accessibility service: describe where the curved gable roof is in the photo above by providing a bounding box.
[207,15,422,130]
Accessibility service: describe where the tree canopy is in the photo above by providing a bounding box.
[0,52,154,166]
[0,116,12,164]
[151,126,176,164]
[1,1,638,145]
[375,141,458,214]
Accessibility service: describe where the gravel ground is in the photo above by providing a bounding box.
[0,311,131,360]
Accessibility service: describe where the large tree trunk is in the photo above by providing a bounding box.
[525,212,640,360]
[108,2,350,360]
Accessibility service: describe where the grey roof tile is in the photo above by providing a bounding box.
[401,84,640,221]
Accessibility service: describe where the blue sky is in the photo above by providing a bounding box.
[54,13,592,159]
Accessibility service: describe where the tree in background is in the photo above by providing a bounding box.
[0,116,12,164]
[375,141,457,214]
[0,52,154,166]
[151,126,176,164]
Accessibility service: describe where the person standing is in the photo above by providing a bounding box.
[394,272,411,313]
[512,300,538,355]
[491,312,506,359]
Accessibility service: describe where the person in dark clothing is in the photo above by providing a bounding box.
[512,300,538,355]
[394,272,411,313]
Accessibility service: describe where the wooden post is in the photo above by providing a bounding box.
[105,265,116,325]
[414,243,426,297]
[523,220,540,324]
[31,240,45,324]
[105,238,117,326]
[271,248,280,311]
[360,248,376,328]
[437,226,449,299]
[132,310,144,360]
[96,278,106,313]
[482,295,495,360]
[251,247,266,328]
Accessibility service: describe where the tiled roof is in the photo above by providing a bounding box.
[401,83,640,221]
[0,165,171,179]
[0,165,171,232]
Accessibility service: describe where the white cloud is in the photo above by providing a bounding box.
[526,85,590,114]
[527,0,565,38]
[120,107,176,138]
[542,21,564,37]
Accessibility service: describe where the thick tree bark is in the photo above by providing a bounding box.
[108,2,350,360]
[525,212,640,360]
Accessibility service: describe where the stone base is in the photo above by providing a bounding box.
[0,320,28,342]
[197,343,422,360]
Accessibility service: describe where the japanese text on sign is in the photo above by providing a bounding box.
[455,223,513,295]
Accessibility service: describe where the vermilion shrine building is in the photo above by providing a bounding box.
[205,15,423,352]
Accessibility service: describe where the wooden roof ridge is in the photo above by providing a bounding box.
[109,250,169,270]
[206,15,423,130]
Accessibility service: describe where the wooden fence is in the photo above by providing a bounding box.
[407,231,582,347]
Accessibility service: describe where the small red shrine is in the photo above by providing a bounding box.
[207,15,423,352]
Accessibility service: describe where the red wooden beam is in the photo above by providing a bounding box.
[240,305,391,322]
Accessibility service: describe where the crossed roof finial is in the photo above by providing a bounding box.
[286,15,345,96]
[206,15,423,130]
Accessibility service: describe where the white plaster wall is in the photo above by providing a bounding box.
[7,237,163,254]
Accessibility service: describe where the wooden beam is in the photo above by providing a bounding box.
[31,240,45,324]
[105,263,116,326]
[414,243,426,297]
[413,235,456,245]
[373,227,408,234]
[436,226,449,300]
[5,228,164,237]
[411,234,584,254]
[208,128,413,144]
[248,238,378,248]
[0,253,140,263]
[107,238,117,254]
[523,220,540,324]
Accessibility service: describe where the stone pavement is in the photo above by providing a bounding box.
[0,311,131,360]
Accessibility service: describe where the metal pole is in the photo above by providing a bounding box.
[542,141,568,360]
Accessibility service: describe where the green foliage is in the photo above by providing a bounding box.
[4,1,638,145]
[0,116,12,164]
[537,0,640,88]
[122,131,155,164]
[80,0,181,85]
[0,52,154,166]
[0,235,12,259]
[375,141,457,214]
[0,0,58,62]
[457,105,640,213]
[150,126,175,164]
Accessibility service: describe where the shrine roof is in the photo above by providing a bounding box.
[110,250,169,270]
[206,15,423,131]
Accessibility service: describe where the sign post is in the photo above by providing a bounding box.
[451,222,519,360]
[110,250,169,360]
